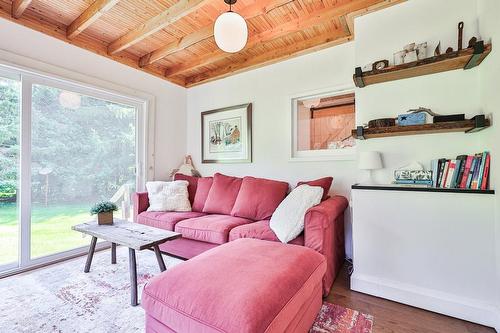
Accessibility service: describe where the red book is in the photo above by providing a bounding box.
[460,155,474,188]
[481,154,491,190]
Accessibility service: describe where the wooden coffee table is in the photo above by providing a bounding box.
[72,219,181,306]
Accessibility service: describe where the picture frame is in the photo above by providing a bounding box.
[201,103,252,163]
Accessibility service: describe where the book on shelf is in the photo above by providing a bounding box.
[481,154,491,190]
[453,155,467,188]
[435,158,446,187]
[466,156,478,189]
[440,160,450,188]
[477,152,488,189]
[459,155,474,188]
[471,153,483,190]
[430,152,491,191]
[444,160,457,189]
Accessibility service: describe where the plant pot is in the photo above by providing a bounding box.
[97,212,113,225]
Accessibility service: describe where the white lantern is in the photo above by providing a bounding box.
[214,0,248,53]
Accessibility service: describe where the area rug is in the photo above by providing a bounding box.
[0,246,373,333]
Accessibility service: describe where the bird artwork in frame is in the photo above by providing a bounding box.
[201,103,252,163]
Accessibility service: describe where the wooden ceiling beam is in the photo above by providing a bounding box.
[67,0,120,39]
[185,30,352,87]
[166,0,382,77]
[138,0,294,67]
[12,0,32,19]
[139,25,213,67]
[107,0,210,55]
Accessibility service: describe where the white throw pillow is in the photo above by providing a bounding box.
[146,180,192,212]
[270,185,323,243]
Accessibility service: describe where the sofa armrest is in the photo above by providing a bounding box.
[133,192,150,222]
[304,195,349,295]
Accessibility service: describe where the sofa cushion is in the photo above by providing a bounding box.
[174,174,199,204]
[270,185,323,243]
[231,176,289,221]
[229,220,304,246]
[137,211,206,231]
[175,214,251,244]
[202,173,242,215]
[192,177,213,212]
[142,238,326,333]
[297,177,333,201]
[146,181,191,212]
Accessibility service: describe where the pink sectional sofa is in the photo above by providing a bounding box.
[142,238,326,333]
[133,173,348,295]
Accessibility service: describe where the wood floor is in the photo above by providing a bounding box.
[326,265,496,333]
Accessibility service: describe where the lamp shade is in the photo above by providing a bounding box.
[214,11,248,53]
[358,151,383,170]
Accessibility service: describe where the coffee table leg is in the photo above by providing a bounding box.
[111,242,116,264]
[154,245,166,272]
[129,248,138,306]
[84,236,97,273]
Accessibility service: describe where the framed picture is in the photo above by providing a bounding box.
[201,103,252,163]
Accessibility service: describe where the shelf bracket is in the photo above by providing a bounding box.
[464,41,485,70]
[353,67,365,88]
[356,126,366,140]
[466,114,487,133]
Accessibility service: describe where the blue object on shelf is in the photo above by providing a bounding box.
[398,112,426,126]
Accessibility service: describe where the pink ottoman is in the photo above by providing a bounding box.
[142,238,326,333]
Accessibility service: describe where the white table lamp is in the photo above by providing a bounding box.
[358,151,383,184]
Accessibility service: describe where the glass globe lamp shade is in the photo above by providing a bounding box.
[214,11,248,53]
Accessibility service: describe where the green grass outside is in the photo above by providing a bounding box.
[0,202,103,265]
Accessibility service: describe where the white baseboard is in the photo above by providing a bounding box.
[351,273,498,329]
[494,308,500,333]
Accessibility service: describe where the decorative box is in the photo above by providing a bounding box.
[398,112,426,126]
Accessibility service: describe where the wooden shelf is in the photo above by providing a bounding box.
[353,42,492,88]
[352,184,495,195]
[353,116,490,140]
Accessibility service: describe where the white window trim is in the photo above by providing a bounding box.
[288,85,356,162]
[0,54,155,275]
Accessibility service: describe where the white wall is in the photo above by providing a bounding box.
[478,0,500,330]
[0,17,187,181]
[186,43,358,196]
[186,43,359,257]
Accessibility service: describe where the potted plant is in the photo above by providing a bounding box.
[90,201,118,225]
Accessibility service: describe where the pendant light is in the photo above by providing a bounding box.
[214,0,248,53]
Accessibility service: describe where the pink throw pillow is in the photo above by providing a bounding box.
[203,173,243,215]
[297,177,333,201]
[231,176,289,221]
[174,173,198,204]
[192,177,213,212]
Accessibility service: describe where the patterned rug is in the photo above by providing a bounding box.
[0,246,373,333]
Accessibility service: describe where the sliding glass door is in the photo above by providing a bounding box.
[0,71,21,271]
[0,66,146,274]
[30,83,137,259]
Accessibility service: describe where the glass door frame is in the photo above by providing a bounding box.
[0,63,150,276]
[0,66,22,273]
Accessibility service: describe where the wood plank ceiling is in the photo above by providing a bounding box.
[0,0,404,87]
